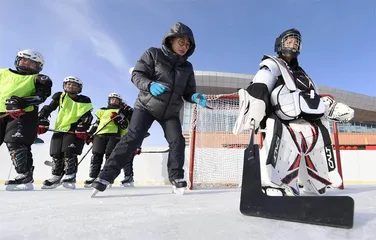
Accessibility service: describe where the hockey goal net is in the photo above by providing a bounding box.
[187,93,343,190]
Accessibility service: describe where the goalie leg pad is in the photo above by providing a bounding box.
[260,117,301,196]
[289,119,339,195]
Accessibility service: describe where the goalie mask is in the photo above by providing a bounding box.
[108,93,123,108]
[274,28,302,58]
[63,76,83,94]
[14,49,45,74]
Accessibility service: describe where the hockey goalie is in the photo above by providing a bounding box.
[233,28,354,197]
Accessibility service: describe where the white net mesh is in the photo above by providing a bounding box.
[188,94,252,189]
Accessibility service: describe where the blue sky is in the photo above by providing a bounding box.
[1,0,375,147]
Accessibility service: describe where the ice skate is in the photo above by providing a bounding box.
[120,176,134,187]
[91,178,110,198]
[61,174,76,190]
[5,166,34,191]
[41,175,63,189]
[171,179,187,195]
[84,178,95,188]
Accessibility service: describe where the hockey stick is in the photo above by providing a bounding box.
[141,149,169,153]
[77,116,122,166]
[43,148,170,166]
[47,128,75,134]
[44,116,119,167]
[239,120,355,229]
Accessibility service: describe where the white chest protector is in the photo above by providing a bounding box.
[262,55,326,121]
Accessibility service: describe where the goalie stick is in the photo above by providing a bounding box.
[239,120,354,229]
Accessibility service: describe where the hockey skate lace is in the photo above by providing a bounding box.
[14,173,27,180]
[48,175,62,182]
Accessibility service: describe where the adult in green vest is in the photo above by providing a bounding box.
[37,76,93,190]
[83,93,134,188]
[2,49,52,191]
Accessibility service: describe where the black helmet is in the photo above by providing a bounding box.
[274,28,302,58]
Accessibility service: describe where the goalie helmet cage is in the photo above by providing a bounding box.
[187,93,344,190]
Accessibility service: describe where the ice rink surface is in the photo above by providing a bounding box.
[0,185,375,240]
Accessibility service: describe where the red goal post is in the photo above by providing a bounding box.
[187,93,344,190]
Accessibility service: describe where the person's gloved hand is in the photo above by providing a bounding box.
[191,93,207,108]
[75,131,88,140]
[135,148,141,155]
[37,118,50,135]
[150,82,169,96]
[5,96,27,119]
[110,112,119,119]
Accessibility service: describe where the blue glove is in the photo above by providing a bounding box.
[191,93,207,108]
[150,82,169,96]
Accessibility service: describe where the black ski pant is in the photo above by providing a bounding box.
[99,108,185,183]
[0,109,38,174]
[49,132,85,175]
[122,137,145,178]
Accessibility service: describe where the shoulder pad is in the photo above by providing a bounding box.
[36,74,52,82]
[77,95,91,103]
[259,57,281,77]
[51,92,63,101]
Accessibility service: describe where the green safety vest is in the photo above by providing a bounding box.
[96,108,119,135]
[96,108,129,135]
[0,69,37,112]
[54,93,93,131]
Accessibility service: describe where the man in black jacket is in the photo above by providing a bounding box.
[92,22,207,195]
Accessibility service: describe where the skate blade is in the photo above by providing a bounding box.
[121,183,135,188]
[172,186,186,195]
[5,183,34,191]
[41,184,61,189]
[84,184,92,188]
[91,189,99,198]
[62,182,76,190]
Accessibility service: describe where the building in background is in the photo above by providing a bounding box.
[181,71,376,150]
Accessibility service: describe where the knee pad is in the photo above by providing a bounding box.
[6,143,32,173]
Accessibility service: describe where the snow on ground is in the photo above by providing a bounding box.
[0,185,376,240]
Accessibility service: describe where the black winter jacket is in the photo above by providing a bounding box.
[131,22,197,120]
